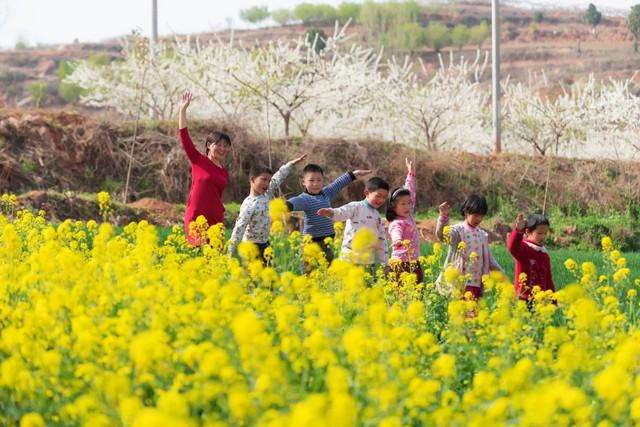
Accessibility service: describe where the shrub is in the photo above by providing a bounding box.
[57,61,86,103]
[394,22,427,52]
[469,20,490,48]
[239,5,270,25]
[271,8,293,26]
[305,28,328,53]
[293,3,338,25]
[628,5,640,52]
[451,24,470,50]
[337,2,362,23]
[533,10,544,23]
[26,81,49,107]
[424,21,451,52]
[87,53,110,67]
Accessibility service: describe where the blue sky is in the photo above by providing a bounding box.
[0,0,635,49]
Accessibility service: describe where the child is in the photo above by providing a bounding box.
[387,158,422,283]
[507,213,555,301]
[229,154,307,260]
[287,164,371,262]
[317,177,390,267]
[436,194,502,299]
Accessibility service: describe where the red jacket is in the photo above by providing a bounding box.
[179,128,228,244]
[507,229,555,300]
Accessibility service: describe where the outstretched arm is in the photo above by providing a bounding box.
[318,202,358,222]
[268,154,307,196]
[323,169,371,201]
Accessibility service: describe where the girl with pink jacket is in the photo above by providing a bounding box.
[387,158,423,284]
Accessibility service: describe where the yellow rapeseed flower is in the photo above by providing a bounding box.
[351,228,377,264]
[564,258,577,271]
[269,198,289,222]
[433,354,456,379]
[237,241,259,262]
[20,413,45,427]
[613,268,630,283]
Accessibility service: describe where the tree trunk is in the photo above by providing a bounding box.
[284,113,290,138]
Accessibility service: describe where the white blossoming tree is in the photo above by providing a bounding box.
[380,51,490,151]
[583,76,640,159]
[68,34,185,119]
[503,74,640,159]
[66,26,640,160]
[503,73,591,156]
[225,22,381,139]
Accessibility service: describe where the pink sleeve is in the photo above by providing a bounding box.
[405,172,416,212]
[389,221,405,249]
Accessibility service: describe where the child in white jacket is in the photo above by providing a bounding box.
[317,177,390,266]
[229,154,306,260]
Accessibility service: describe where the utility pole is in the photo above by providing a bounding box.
[492,0,501,153]
[150,0,158,119]
[151,0,158,45]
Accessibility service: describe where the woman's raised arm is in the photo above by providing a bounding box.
[178,91,200,163]
[178,91,192,130]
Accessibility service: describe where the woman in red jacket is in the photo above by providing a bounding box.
[178,91,230,245]
[507,213,555,303]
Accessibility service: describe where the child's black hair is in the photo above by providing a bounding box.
[250,165,274,179]
[302,164,324,176]
[386,187,411,222]
[460,194,488,216]
[366,177,390,192]
[525,213,550,233]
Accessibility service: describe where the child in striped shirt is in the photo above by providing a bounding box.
[287,164,371,262]
[317,177,390,266]
[229,154,307,260]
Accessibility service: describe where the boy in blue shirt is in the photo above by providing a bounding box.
[287,164,370,262]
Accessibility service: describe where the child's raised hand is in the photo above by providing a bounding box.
[292,153,308,165]
[317,208,334,218]
[439,201,451,217]
[405,158,415,174]
[515,213,526,231]
[353,170,372,179]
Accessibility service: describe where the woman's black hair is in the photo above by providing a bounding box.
[386,187,411,222]
[205,131,232,156]
[460,194,488,216]
[525,213,550,232]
